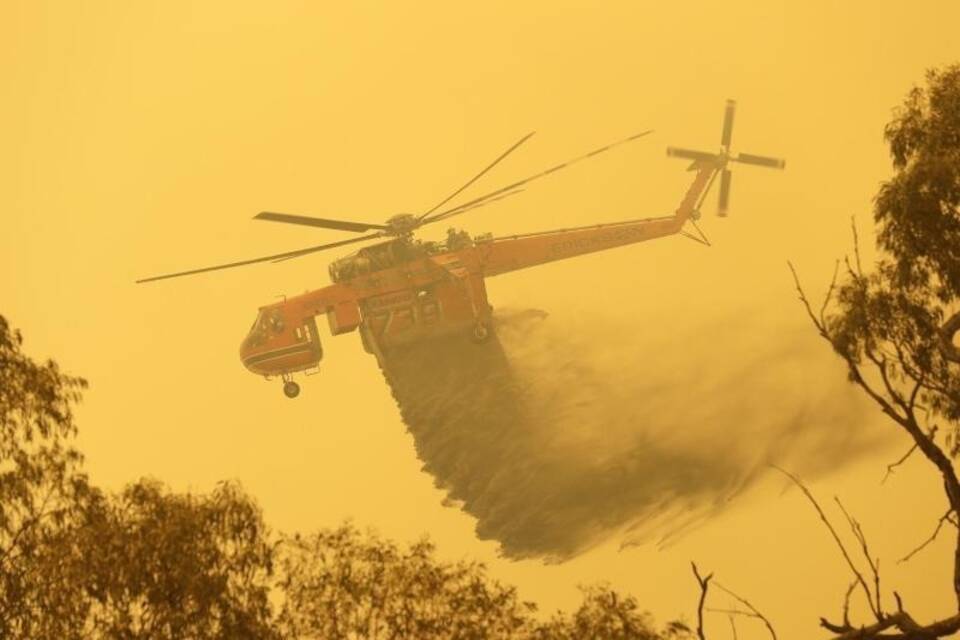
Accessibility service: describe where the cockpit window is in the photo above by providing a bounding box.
[243,309,282,349]
[267,309,285,334]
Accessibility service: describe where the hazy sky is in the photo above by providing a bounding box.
[4,2,960,636]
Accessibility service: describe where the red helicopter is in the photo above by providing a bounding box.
[139,101,784,398]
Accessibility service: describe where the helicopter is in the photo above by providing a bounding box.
[138,100,784,398]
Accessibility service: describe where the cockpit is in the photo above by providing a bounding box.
[242,307,284,351]
[239,305,323,385]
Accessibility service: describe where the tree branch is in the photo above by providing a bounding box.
[850,216,864,279]
[712,581,777,640]
[864,348,909,418]
[884,426,938,485]
[788,261,831,336]
[842,580,857,628]
[899,509,958,564]
[835,497,883,618]
[692,562,713,640]
[773,465,880,620]
[883,443,919,484]
[0,482,58,567]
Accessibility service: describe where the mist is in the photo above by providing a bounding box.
[378,307,888,561]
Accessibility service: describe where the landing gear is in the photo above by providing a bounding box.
[282,379,301,399]
[470,321,492,344]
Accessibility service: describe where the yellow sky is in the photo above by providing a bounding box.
[4,1,960,636]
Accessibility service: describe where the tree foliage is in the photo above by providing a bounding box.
[278,522,690,640]
[277,522,536,639]
[791,63,960,638]
[879,64,960,302]
[0,317,278,638]
[828,65,960,435]
[76,479,277,639]
[531,585,689,640]
[0,315,94,637]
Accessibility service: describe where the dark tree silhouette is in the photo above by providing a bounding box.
[531,584,691,640]
[74,479,278,638]
[0,317,277,639]
[791,63,960,638]
[0,315,94,637]
[278,522,691,640]
[277,522,537,639]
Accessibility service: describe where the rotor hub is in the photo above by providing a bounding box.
[385,213,419,235]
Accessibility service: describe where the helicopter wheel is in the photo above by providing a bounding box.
[283,380,301,399]
[470,321,492,344]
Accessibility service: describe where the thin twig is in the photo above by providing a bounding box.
[834,497,882,618]
[820,260,841,327]
[713,581,777,640]
[772,465,880,620]
[884,425,938,484]
[851,216,863,278]
[864,348,909,419]
[788,262,827,333]
[707,607,757,617]
[899,509,958,564]
[883,442,919,484]
[842,580,856,627]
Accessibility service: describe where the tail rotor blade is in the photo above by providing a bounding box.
[720,99,736,148]
[667,147,717,162]
[735,153,785,169]
[717,169,732,216]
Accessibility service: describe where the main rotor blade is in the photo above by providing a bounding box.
[422,188,525,226]
[422,129,653,225]
[735,153,785,169]
[717,169,732,216]
[136,233,382,283]
[255,211,387,233]
[666,147,717,162]
[418,131,536,221]
[721,99,736,148]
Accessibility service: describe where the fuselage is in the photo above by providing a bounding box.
[238,208,696,379]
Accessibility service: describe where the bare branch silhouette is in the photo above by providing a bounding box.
[692,562,713,640]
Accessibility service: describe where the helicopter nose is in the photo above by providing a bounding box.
[239,315,268,374]
[239,338,259,374]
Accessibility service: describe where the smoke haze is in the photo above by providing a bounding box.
[379,308,886,561]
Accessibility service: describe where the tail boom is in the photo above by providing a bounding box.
[473,163,720,276]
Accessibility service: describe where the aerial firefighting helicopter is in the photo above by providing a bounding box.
[138,100,784,398]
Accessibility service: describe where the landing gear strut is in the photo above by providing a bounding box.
[282,377,301,399]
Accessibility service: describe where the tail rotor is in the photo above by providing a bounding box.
[667,100,785,217]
